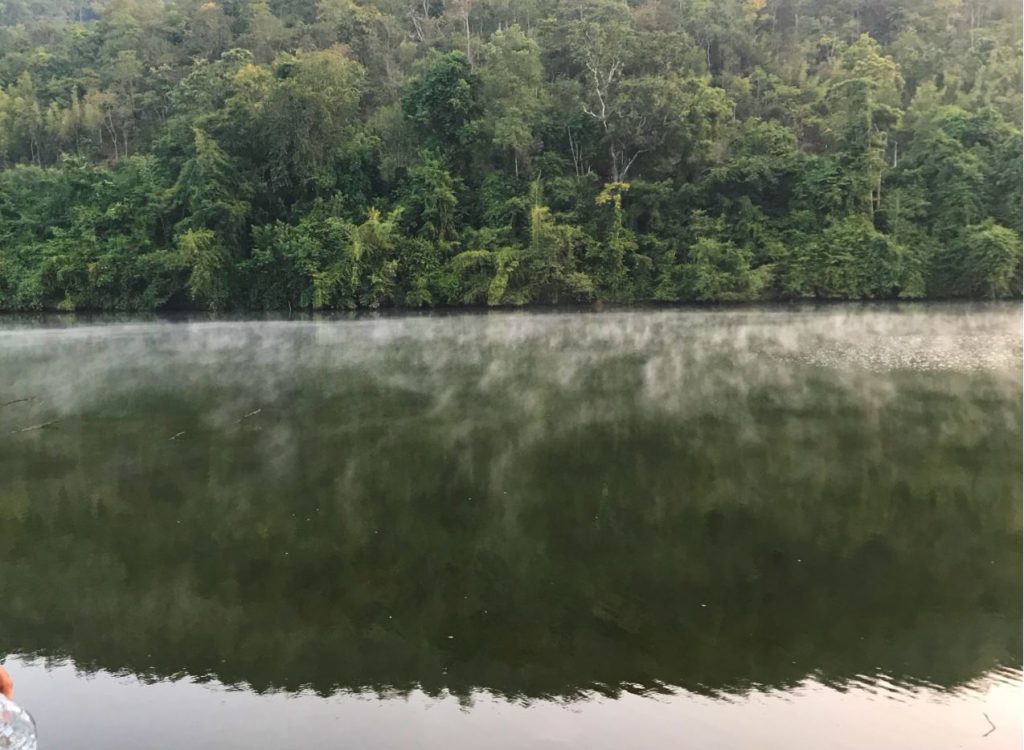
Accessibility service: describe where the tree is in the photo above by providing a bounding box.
[397,151,460,242]
[177,227,231,309]
[402,51,481,160]
[479,25,544,176]
[601,74,732,181]
[170,127,250,243]
[929,221,1022,298]
[682,237,767,301]
[259,47,365,201]
[566,3,636,182]
[825,34,904,219]
[520,183,593,303]
[780,215,914,298]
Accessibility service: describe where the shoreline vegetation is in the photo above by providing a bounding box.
[0,0,1020,312]
[0,299,1018,321]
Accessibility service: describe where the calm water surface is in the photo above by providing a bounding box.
[0,304,1020,749]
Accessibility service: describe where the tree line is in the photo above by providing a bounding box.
[0,0,1020,310]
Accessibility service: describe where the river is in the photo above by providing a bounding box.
[0,304,1020,749]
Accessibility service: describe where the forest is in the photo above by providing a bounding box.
[0,0,1020,310]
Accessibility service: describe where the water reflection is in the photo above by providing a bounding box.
[7,656,1023,750]
[0,306,1019,710]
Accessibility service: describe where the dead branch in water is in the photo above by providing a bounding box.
[983,712,996,737]
[236,408,262,424]
[170,431,186,441]
[1,397,38,408]
[12,419,58,433]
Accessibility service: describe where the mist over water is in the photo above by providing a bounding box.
[0,303,1020,748]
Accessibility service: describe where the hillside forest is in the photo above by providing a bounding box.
[0,0,1020,310]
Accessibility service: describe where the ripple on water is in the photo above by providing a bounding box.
[792,333,1022,372]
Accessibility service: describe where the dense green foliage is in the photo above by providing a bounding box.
[0,0,1020,309]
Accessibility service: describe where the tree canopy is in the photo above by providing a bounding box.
[0,0,1020,310]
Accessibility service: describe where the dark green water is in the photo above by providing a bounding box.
[0,305,1020,749]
